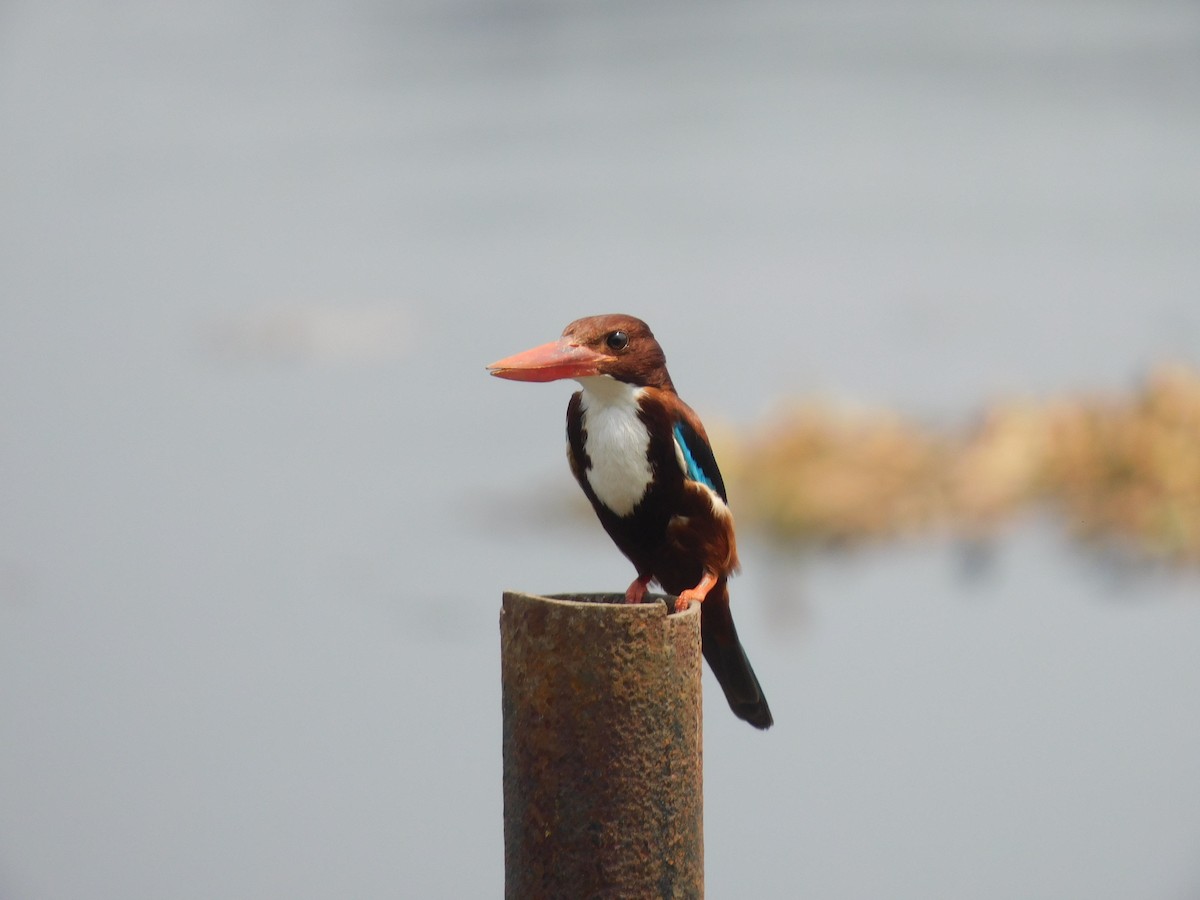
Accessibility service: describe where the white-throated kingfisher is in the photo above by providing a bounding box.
[488,314,773,729]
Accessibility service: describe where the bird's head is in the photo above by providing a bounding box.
[488,314,672,389]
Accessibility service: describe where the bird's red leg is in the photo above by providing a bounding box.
[625,574,653,604]
[675,570,718,613]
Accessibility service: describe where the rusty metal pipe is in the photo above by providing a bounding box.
[501,591,704,899]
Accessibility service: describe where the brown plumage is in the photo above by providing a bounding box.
[490,314,773,729]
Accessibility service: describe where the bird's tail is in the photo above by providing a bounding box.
[701,578,773,729]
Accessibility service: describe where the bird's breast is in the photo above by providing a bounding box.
[578,380,653,518]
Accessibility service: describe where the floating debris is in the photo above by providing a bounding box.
[719,407,947,544]
[726,365,1200,564]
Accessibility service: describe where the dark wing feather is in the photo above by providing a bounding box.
[565,391,588,488]
[672,415,728,502]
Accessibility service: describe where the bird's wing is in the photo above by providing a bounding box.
[565,391,588,488]
[672,413,728,502]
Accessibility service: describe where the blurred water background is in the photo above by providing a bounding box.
[3,1,1200,897]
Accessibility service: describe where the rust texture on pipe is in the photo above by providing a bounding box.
[501,591,704,900]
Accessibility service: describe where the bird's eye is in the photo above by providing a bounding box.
[606,331,629,351]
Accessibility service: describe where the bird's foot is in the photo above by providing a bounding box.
[674,571,718,613]
[625,575,652,604]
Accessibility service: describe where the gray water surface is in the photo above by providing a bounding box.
[2,2,1200,897]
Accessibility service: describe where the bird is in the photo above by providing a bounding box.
[488,314,773,729]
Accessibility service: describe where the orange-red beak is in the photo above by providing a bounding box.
[487,339,607,383]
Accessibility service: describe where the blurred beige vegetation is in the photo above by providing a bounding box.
[721,364,1200,564]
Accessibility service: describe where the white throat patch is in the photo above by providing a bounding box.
[577,376,652,517]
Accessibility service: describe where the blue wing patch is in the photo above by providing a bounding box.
[673,420,727,500]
